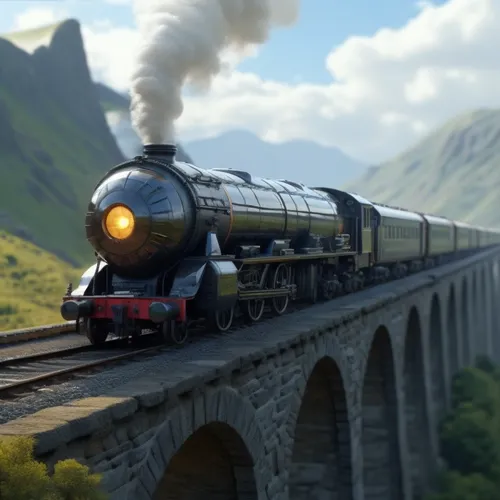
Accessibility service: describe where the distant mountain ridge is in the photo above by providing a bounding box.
[96,86,366,187]
[184,130,366,187]
[344,108,500,227]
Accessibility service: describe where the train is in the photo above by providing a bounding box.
[61,144,500,346]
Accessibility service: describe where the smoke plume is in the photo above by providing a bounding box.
[129,0,300,144]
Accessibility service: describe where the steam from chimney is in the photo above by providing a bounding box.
[129,0,300,145]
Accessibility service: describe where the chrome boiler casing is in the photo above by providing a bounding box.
[86,145,344,278]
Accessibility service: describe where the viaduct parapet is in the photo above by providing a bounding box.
[1,248,499,500]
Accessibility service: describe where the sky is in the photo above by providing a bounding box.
[0,0,498,163]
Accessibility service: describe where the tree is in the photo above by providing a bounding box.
[440,402,499,477]
[0,436,107,500]
[426,470,498,500]
[450,367,500,418]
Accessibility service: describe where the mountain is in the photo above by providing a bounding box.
[0,230,81,331]
[0,20,123,266]
[184,130,366,187]
[95,83,194,163]
[344,109,500,227]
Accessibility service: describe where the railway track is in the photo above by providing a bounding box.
[0,337,165,400]
[0,307,287,400]
[0,250,482,402]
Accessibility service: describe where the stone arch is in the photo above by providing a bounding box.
[461,277,471,366]
[362,326,402,500]
[429,293,446,422]
[473,271,479,360]
[290,356,352,500]
[492,260,500,361]
[480,265,491,356]
[473,269,485,357]
[143,387,263,500]
[404,306,432,499]
[153,422,257,500]
[447,285,459,378]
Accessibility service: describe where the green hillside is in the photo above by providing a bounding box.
[0,20,123,266]
[0,231,81,331]
[344,109,500,227]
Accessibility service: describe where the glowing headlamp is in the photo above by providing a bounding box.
[103,204,135,240]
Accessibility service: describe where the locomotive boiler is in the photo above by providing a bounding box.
[85,144,346,278]
[61,144,500,347]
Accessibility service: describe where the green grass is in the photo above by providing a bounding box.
[0,84,110,264]
[0,21,123,266]
[0,231,85,331]
[344,109,500,227]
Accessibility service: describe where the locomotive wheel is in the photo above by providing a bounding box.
[211,307,234,332]
[271,264,289,315]
[82,318,108,346]
[161,320,189,345]
[244,299,265,322]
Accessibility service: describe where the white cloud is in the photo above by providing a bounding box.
[9,0,500,163]
[12,6,68,31]
[81,21,139,93]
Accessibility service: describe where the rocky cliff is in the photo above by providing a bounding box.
[0,20,123,265]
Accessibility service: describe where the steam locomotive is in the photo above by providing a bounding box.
[61,144,500,346]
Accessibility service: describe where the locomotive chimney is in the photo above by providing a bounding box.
[143,144,177,162]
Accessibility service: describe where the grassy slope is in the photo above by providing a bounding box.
[0,21,123,266]
[0,85,114,265]
[0,231,81,331]
[344,109,500,227]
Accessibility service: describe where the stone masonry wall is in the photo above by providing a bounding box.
[1,248,500,500]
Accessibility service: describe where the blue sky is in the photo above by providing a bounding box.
[1,0,445,85]
[0,0,495,163]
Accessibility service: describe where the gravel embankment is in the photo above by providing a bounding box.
[0,316,286,424]
[0,333,88,362]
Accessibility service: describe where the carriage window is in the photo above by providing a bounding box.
[363,207,371,228]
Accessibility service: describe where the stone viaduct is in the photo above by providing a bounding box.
[1,248,499,500]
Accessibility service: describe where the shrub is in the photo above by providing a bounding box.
[426,470,498,500]
[439,403,499,477]
[450,367,500,417]
[0,436,107,500]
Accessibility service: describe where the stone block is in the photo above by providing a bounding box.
[106,382,166,409]
[100,463,130,494]
[0,414,72,455]
[68,396,138,421]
